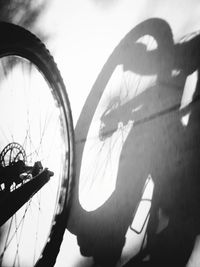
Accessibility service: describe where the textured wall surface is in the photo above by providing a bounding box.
[40,1,200,266]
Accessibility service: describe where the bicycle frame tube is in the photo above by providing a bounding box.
[0,168,53,227]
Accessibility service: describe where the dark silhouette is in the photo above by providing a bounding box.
[68,18,200,266]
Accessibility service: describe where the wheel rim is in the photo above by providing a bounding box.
[0,55,69,266]
[76,32,166,263]
[78,35,158,212]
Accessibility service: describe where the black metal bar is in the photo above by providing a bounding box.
[0,168,53,227]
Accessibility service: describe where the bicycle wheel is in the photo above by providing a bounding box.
[76,18,173,211]
[70,18,174,264]
[0,22,74,267]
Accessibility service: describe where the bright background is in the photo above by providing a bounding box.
[33,1,200,266]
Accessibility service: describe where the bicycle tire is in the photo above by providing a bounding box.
[0,22,74,267]
[73,17,173,213]
[69,18,174,264]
